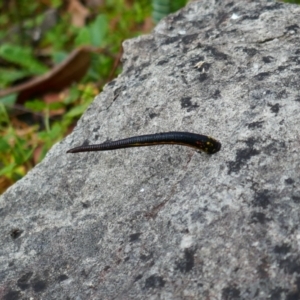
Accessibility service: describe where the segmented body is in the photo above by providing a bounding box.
[67,132,221,155]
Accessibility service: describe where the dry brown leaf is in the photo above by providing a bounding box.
[0,176,14,195]
[84,0,104,9]
[33,145,43,165]
[0,46,96,104]
[142,17,154,32]
[67,0,90,27]
[14,126,37,138]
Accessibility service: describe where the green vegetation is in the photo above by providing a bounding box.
[0,0,188,193]
[284,0,300,3]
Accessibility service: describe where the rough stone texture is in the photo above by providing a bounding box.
[1,0,300,299]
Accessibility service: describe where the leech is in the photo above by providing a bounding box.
[67,132,221,155]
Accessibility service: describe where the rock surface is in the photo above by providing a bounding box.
[1,0,300,299]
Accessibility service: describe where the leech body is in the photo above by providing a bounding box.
[67,132,221,155]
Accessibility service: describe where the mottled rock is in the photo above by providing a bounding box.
[1,0,300,299]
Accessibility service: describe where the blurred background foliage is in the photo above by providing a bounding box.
[0,0,298,194]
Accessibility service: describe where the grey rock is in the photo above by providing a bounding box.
[1,0,300,299]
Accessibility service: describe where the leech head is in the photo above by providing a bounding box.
[204,138,221,154]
